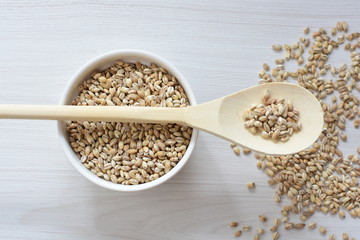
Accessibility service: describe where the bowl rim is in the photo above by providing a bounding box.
[57,49,198,191]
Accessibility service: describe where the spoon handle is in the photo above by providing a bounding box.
[0,105,187,124]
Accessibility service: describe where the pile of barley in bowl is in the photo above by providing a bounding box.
[66,61,192,185]
[229,22,360,240]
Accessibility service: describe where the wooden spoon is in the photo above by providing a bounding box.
[0,83,323,155]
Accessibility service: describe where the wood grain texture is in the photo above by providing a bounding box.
[0,0,359,239]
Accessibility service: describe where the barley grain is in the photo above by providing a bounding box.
[339,210,345,219]
[247,182,256,189]
[272,45,283,51]
[233,146,241,156]
[304,27,310,34]
[272,232,279,240]
[308,222,317,229]
[243,148,251,154]
[284,223,293,230]
[319,226,327,235]
[342,22,348,32]
[243,225,251,231]
[270,225,277,232]
[259,215,267,222]
[263,63,270,71]
[293,223,305,229]
[234,230,242,237]
[230,221,238,227]
[275,59,285,64]
[342,233,349,240]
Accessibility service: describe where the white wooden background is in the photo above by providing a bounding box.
[0,1,359,239]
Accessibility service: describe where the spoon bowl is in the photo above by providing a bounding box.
[188,83,324,155]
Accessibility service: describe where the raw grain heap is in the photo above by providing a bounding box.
[257,21,360,221]
[231,22,359,240]
[243,90,301,142]
[67,61,192,185]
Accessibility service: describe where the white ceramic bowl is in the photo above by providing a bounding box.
[57,49,198,191]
